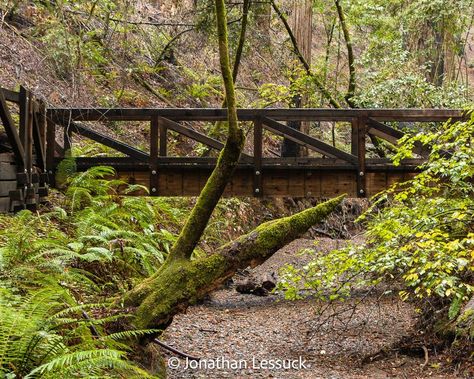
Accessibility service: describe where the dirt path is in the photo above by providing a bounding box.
[161,239,462,379]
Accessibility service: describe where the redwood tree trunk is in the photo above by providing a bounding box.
[282,0,313,157]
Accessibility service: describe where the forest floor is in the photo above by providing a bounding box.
[161,238,463,379]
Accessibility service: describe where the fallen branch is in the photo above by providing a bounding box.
[153,338,200,362]
[123,195,345,329]
[421,346,429,368]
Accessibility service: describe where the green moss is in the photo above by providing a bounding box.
[131,195,344,329]
[133,254,228,329]
[226,194,345,264]
[456,309,474,338]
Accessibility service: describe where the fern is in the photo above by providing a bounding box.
[0,166,189,378]
[0,285,157,378]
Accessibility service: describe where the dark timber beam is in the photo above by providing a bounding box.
[367,118,430,157]
[160,117,224,151]
[1,88,20,103]
[253,118,263,196]
[64,157,424,172]
[160,117,251,158]
[366,118,404,145]
[57,120,149,162]
[48,108,467,123]
[149,116,159,195]
[262,117,357,164]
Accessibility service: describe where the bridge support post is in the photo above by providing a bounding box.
[352,117,367,198]
[253,118,263,197]
[18,87,33,209]
[63,124,72,156]
[46,118,56,187]
[33,101,46,171]
[149,116,160,196]
[159,122,167,157]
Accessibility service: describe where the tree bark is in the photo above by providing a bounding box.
[124,195,344,329]
[335,0,356,107]
[164,0,244,263]
[283,0,313,157]
[291,0,312,68]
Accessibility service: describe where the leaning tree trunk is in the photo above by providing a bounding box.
[123,0,344,332]
[121,0,243,328]
[162,0,244,265]
[124,195,344,329]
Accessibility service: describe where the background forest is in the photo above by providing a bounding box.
[0,0,473,378]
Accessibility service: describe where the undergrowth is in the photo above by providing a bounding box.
[278,114,474,358]
[0,162,258,377]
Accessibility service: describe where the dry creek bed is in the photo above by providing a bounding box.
[160,238,465,379]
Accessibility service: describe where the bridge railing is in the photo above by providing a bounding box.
[45,107,467,197]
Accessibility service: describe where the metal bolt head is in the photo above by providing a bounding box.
[255,188,260,194]
[151,170,157,175]
[359,171,364,176]
[359,189,364,194]
[151,187,157,193]
[255,170,261,176]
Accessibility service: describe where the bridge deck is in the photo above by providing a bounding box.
[0,86,469,211]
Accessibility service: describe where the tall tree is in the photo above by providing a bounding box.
[290,0,312,69]
[253,0,272,43]
[122,0,343,330]
[282,0,313,157]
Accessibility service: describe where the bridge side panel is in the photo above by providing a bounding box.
[115,168,365,198]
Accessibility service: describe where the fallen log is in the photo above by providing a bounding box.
[123,195,344,329]
[235,272,277,296]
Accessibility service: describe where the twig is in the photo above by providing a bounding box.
[81,310,101,338]
[199,328,218,333]
[421,345,429,368]
[153,338,200,361]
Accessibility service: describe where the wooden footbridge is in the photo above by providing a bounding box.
[0,86,467,212]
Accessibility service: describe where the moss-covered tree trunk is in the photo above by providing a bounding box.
[123,0,244,327]
[164,0,244,264]
[122,0,344,331]
[124,195,344,329]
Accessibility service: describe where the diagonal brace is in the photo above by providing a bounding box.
[262,117,357,164]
